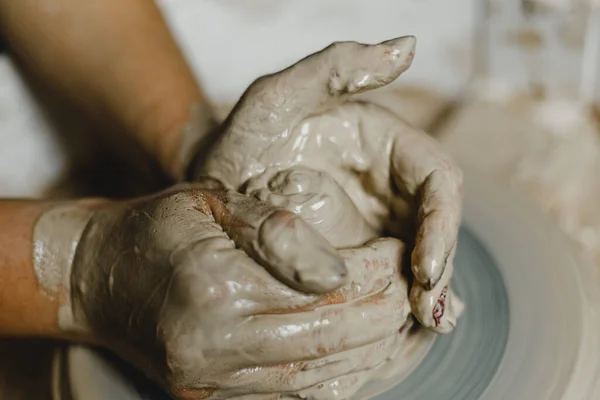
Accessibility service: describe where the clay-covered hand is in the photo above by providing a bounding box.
[36,184,411,399]
[191,36,463,333]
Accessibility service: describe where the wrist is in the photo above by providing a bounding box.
[32,198,110,339]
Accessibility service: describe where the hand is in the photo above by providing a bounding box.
[40,184,411,399]
[192,36,463,333]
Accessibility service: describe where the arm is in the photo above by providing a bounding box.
[0,0,212,179]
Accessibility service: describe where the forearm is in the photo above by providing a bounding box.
[0,0,212,179]
[0,200,63,337]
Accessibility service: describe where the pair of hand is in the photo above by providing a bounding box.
[55,36,462,399]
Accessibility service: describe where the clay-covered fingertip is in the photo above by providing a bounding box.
[380,36,416,75]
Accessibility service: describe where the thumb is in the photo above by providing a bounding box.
[201,190,348,294]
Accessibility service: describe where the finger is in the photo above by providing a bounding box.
[387,121,463,287]
[327,36,416,95]
[412,169,462,287]
[230,280,410,366]
[214,335,400,398]
[410,248,461,333]
[196,189,348,294]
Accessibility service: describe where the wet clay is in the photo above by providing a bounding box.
[196,36,464,334]
[32,185,414,399]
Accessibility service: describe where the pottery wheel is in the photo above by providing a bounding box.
[51,168,600,400]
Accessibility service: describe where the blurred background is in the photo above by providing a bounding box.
[1,0,600,398]
[3,0,599,260]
